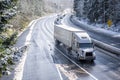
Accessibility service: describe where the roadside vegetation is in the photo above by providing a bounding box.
[0,0,19,77]
[0,0,34,77]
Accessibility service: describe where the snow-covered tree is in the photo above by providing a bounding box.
[73,0,120,25]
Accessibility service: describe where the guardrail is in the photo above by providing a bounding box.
[92,39,120,55]
[70,15,120,55]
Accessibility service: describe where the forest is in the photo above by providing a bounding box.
[73,0,120,26]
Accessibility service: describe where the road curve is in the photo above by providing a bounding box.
[17,15,120,80]
[44,15,120,80]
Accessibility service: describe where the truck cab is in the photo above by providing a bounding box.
[72,32,96,61]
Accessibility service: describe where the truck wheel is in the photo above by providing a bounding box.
[90,59,94,62]
[67,48,72,54]
[77,54,80,61]
[55,40,60,45]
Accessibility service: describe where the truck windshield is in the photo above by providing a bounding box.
[79,43,93,48]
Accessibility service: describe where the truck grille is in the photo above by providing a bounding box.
[86,52,93,56]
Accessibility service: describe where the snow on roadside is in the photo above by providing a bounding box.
[13,19,38,80]
[13,46,28,80]
[0,19,37,80]
[56,64,78,80]
[75,16,120,33]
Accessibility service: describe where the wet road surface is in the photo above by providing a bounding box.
[19,15,120,80]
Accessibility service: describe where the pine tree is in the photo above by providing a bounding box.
[0,0,18,30]
[73,0,120,25]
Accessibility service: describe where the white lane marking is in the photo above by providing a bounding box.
[48,44,63,80]
[55,48,98,80]
[31,18,63,80]
[13,15,56,80]
[25,20,38,45]
[13,20,38,80]
[13,50,27,80]
[56,65,64,80]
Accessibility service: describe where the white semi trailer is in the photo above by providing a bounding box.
[54,25,96,61]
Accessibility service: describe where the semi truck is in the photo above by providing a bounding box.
[54,25,96,61]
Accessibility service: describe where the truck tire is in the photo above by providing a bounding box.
[67,48,72,54]
[90,59,94,62]
[55,40,60,45]
[77,54,80,61]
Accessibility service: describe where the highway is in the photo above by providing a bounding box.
[15,15,120,80]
